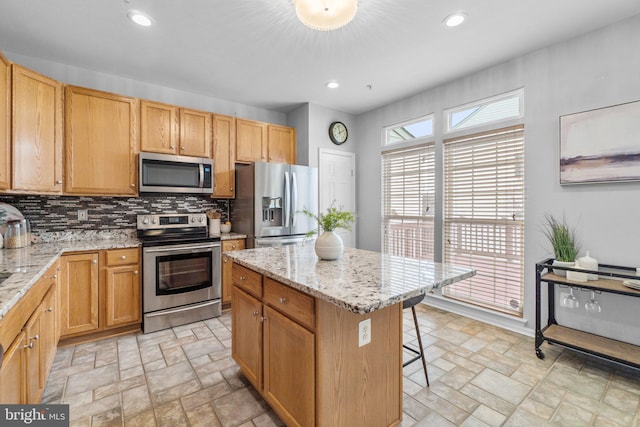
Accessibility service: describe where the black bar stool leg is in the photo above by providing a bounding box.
[411,306,429,387]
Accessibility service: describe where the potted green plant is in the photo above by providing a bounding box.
[542,214,580,276]
[301,205,356,260]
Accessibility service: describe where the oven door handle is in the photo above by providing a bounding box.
[144,243,220,254]
[144,300,218,318]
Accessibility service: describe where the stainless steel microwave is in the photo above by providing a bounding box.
[139,152,213,194]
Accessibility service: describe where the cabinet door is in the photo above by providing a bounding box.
[222,254,233,305]
[12,65,63,192]
[179,108,211,157]
[140,100,178,154]
[236,118,267,163]
[24,304,42,403]
[231,286,263,391]
[267,125,296,164]
[263,306,315,427]
[0,53,10,189]
[65,86,138,195]
[40,283,58,388]
[212,114,236,198]
[0,332,26,403]
[104,264,141,328]
[60,253,99,336]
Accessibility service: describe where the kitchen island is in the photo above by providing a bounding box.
[225,244,474,427]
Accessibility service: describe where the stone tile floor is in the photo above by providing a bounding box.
[42,305,640,426]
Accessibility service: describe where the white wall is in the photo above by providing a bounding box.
[6,51,286,125]
[306,104,356,168]
[353,14,640,341]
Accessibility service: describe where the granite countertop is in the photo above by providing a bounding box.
[220,232,247,241]
[225,244,475,314]
[0,232,141,321]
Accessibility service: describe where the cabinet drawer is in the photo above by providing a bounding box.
[105,248,140,266]
[233,264,262,298]
[264,278,314,330]
[223,239,245,252]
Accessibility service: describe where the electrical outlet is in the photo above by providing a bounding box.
[559,292,570,308]
[78,209,88,221]
[358,318,371,347]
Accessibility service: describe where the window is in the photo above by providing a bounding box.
[445,89,523,133]
[382,144,435,260]
[443,125,525,316]
[385,115,434,146]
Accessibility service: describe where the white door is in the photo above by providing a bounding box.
[319,149,356,248]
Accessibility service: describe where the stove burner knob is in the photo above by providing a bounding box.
[142,217,150,225]
[191,217,196,223]
[152,218,158,224]
[198,217,204,223]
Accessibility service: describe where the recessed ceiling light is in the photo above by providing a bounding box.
[443,12,467,28]
[127,10,154,27]
[326,81,339,89]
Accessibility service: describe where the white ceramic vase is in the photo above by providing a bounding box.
[552,260,574,277]
[315,231,344,260]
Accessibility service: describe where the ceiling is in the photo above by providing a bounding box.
[1,1,639,115]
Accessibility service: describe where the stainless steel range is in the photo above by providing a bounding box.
[137,213,221,333]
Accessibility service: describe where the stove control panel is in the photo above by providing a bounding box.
[137,213,207,230]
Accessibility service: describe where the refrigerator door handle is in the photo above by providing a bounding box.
[284,171,291,227]
[291,172,298,227]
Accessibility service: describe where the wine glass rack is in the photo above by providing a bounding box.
[535,258,640,370]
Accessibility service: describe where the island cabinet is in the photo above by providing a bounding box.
[222,238,245,305]
[231,263,402,427]
[0,52,10,190]
[0,261,59,404]
[64,85,138,196]
[212,114,236,198]
[60,248,141,341]
[11,64,64,193]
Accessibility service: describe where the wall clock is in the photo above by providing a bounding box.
[329,121,348,145]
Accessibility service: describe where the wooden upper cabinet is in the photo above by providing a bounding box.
[267,124,296,164]
[0,53,10,190]
[236,118,267,163]
[65,85,139,196]
[179,108,212,157]
[212,114,236,198]
[12,65,63,193]
[140,100,179,154]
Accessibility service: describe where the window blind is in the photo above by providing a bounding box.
[443,125,525,316]
[382,143,435,261]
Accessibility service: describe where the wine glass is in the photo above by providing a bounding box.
[585,290,602,313]
[563,287,579,309]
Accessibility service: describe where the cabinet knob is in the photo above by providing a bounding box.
[92,259,98,264]
[252,310,259,317]
[50,274,57,279]
[121,255,127,260]
[269,156,273,160]
[223,258,228,264]
[240,276,246,281]
[30,334,39,341]
[232,245,236,249]
[170,145,175,149]
[47,307,53,312]
[131,183,135,188]
[181,146,186,150]
[24,342,34,349]
[279,297,287,304]
[56,180,63,184]
[134,270,139,275]
[56,266,61,271]
[230,187,233,191]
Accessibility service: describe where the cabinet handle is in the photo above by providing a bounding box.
[56,180,63,184]
[30,334,39,341]
[134,270,139,275]
[24,342,34,349]
[121,255,127,260]
[46,307,53,312]
[279,297,287,304]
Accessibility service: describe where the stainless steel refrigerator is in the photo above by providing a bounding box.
[232,162,318,248]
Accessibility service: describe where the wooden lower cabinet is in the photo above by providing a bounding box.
[60,248,141,340]
[232,263,402,427]
[0,265,59,404]
[222,239,246,305]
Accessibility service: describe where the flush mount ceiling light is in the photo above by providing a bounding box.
[127,10,154,27]
[443,12,467,28]
[293,0,357,31]
[326,81,339,89]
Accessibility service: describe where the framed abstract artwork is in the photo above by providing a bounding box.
[560,100,640,184]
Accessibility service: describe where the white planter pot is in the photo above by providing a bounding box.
[552,260,574,277]
[315,231,344,260]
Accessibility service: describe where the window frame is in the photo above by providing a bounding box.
[383,114,434,148]
[444,89,524,134]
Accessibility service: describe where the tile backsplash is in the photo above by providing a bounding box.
[0,194,229,235]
